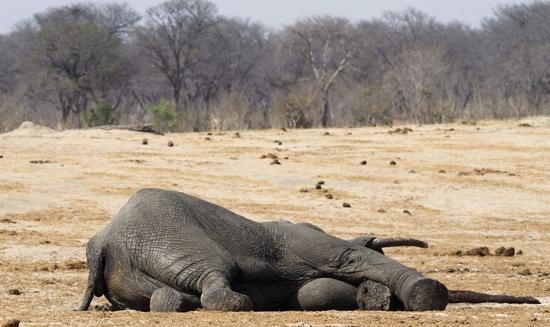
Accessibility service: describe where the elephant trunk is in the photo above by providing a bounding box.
[345,248,448,311]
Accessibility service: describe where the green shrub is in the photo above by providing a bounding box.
[85,101,116,127]
[147,100,178,132]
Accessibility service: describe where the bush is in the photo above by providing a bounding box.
[147,100,178,132]
[85,101,116,127]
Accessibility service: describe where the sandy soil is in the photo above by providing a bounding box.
[1,119,549,326]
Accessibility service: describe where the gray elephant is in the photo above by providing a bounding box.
[78,188,538,312]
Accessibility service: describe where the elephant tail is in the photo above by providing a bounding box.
[78,234,107,311]
[448,290,540,304]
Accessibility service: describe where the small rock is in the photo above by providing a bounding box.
[299,188,309,193]
[39,240,51,245]
[518,123,533,127]
[389,161,397,166]
[317,181,325,185]
[403,209,412,216]
[8,289,21,295]
[409,170,416,174]
[315,184,322,190]
[325,194,334,200]
[2,319,20,327]
[204,137,211,141]
[342,203,352,208]
[530,317,538,322]
[518,269,532,276]
[517,249,523,255]
[207,132,213,136]
[0,218,16,224]
[234,132,240,138]
[167,141,174,147]
[360,160,367,165]
[446,268,456,273]
[0,155,3,159]
[378,209,386,213]
[439,170,447,174]
[142,138,148,145]
[323,132,330,136]
[281,127,288,132]
[29,160,50,164]
[270,159,281,165]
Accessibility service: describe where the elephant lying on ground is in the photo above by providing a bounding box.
[79,189,539,312]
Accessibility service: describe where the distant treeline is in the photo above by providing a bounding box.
[1,0,549,132]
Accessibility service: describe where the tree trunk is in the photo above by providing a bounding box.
[321,91,332,128]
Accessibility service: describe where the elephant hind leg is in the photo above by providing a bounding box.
[200,271,254,311]
[288,278,358,311]
[150,287,201,312]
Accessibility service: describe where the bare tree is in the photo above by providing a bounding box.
[283,16,354,127]
[135,0,218,113]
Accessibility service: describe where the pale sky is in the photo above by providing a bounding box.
[0,0,531,34]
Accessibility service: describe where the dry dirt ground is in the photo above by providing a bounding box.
[1,119,549,326]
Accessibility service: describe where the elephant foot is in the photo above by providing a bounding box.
[201,288,254,311]
[356,280,394,311]
[150,287,201,312]
[403,277,448,311]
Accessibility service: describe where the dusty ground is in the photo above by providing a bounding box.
[1,119,549,326]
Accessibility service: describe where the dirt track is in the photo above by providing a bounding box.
[1,119,549,326]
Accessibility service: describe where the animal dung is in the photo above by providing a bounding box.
[360,160,367,165]
[315,184,322,190]
[7,289,21,296]
[323,132,331,136]
[495,246,515,257]
[260,153,278,159]
[438,169,446,174]
[389,161,397,166]
[451,247,492,257]
[29,160,50,164]
[142,138,148,145]
[0,155,3,158]
[342,202,352,208]
[204,137,211,141]
[317,181,325,185]
[403,209,412,215]
[270,159,281,165]
[273,140,283,145]
[388,127,413,134]
[167,141,174,147]
[234,132,240,138]
[2,319,20,327]
[299,188,309,193]
[378,209,386,213]
[325,194,334,200]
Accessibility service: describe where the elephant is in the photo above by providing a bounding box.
[78,188,539,312]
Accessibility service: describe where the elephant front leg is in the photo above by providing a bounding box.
[199,271,254,311]
[356,280,402,311]
[150,287,201,312]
